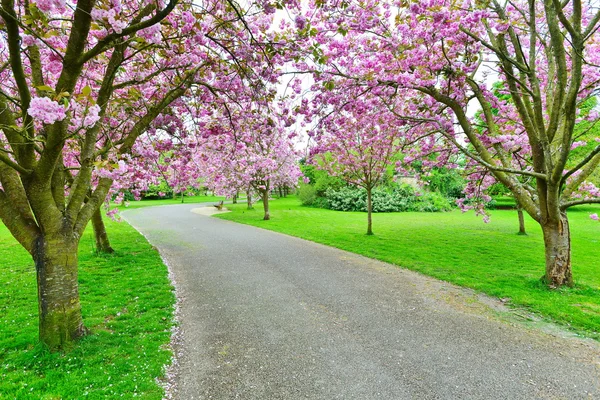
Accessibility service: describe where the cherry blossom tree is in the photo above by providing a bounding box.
[289,0,600,287]
[309,93,405,235]
[198,104,302,220]
[0,0,279,349]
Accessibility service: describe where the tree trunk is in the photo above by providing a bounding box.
[262,190,270,220]
[278,186,283,198]
[181,190,184,203]
[34,234,86,350]
[517,205,527,236]
[247,191,253,209]
[232,193,237,204]
[366,187,373,235]
[541,212,573,287]
[91,209,114,253]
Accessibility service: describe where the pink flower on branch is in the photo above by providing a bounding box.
[28,97,67,125]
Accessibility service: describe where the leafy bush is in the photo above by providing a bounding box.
[143,181,173,199]
[298,183,318,205]
[424,168,466,199]
[413,191,453,212]
[324,184,453,213]
[326,186,367,211]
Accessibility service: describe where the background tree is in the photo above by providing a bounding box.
[309,94,406,235]
[198,104,302,220]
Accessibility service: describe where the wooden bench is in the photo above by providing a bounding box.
[213,200,224,210]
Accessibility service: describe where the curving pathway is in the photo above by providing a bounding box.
[123,204,600,400]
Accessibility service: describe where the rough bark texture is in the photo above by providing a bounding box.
[232,194,237,204]
[542,213,573,287]
[247,191,252,209]
[91,208,114,253]
[517,206,527,236]
[366,187,373,236]
[262,190,270,220]
[34,234,86,350]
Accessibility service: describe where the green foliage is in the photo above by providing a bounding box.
[300,159,345,196]
[0,218,174,398]
[297,183,317,205]
[324,185,453,213]
[424,168,466,199]
[143,181,174,199]
[217,196,600,340]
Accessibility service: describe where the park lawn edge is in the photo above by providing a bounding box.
[0,216,176,399]
[216,196,600,341]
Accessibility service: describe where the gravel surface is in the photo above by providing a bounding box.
[123,204,600,400]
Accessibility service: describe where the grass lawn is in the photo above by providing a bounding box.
[0,218,175,399]
[217,196,600,339]
[117,194,226,210]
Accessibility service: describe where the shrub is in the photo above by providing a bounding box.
[298,183,318,205]
[324,184,452,213]
[413,191,453,212]
[143,181,173,199]
[424,168,466,199]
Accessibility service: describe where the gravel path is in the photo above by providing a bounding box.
[122,204,600,400]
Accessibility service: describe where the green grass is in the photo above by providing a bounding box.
[0,218,175,399]
[117,194,225,210]
[217,196,600,339]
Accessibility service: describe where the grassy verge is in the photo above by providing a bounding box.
[117,194,226,210]
[217,196,600,339]
[0,218,174,399]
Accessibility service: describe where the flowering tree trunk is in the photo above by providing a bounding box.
[247,191,253,209]
[516,203,527,236]
[91,209,114,254]
[261,189,270,220]
[541,212,573,287]
[34,233,86,349]
[366,186,373,236]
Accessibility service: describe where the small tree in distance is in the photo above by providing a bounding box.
[310,95,405,235]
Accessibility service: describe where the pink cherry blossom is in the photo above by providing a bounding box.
[28,97,67,125]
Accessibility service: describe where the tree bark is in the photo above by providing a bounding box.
[91,208,114,253]
[541,212,573,287]
[34,234,86,350]
[247,191,253,209]
[262,190,270,220]
[366,187,373,235]
[232,193,237,204]
[516,204,527,236]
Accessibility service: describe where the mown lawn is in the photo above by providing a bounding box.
[217,196,600,339]
[0,218,175,399]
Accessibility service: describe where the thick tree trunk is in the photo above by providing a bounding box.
[232,193,237,204]
[34,234,86,350]
[262,190,270,220]
[247,191,253,209]
[541,212,573,287]
[517,206,527,236]
[366,187,373,235]
[91,209,114,253]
